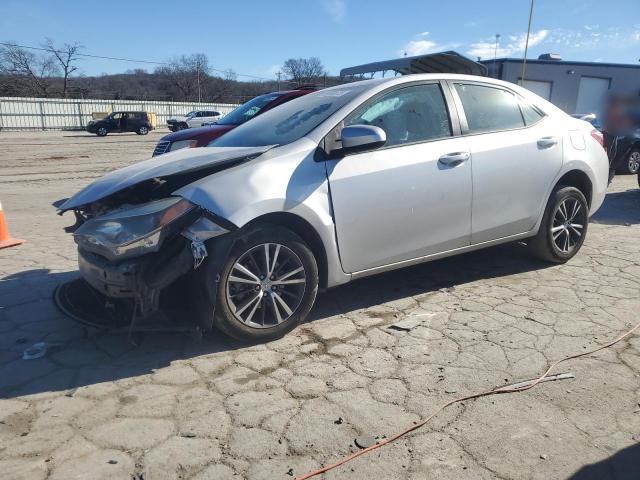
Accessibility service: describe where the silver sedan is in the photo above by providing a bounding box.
[60,74,609,342]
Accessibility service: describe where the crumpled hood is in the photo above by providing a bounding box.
[58,145,274,212]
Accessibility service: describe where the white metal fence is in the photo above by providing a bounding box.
[0,96,239,130]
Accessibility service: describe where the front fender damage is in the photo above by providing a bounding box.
[55,148,274,335]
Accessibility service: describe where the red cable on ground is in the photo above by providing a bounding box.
[295,320,640,480]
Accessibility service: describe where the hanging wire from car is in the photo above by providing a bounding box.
[294,319,640,480]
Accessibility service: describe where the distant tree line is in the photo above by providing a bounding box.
[0,40,355,103]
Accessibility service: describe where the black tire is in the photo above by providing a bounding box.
[96,127,108,137]
[137,125,149,135]
[205,225,318,342]
[177,123,188,131]
[528,186,589,263]
[621,148,640,175]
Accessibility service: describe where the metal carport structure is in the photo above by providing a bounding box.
[340,51,487,78]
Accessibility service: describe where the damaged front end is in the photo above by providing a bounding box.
[74,197,229,309]
[69,197,232,332]
[54,146,272,332]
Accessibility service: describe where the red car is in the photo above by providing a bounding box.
[152,88,315,156]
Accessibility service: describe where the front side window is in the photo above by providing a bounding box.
[346,84,452,147]
[455,83,525,133]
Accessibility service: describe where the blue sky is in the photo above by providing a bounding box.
[2,0,639,80]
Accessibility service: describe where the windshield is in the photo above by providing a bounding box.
[216,93,281,126]
[210,84,370,147]
[184,111,197,118]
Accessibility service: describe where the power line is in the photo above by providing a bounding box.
[0,41,296,83]
[0,42,169,66]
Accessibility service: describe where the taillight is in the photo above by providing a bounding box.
[590,129,604,149]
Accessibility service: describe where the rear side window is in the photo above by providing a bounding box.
[520,102,545,125]
[455,83,525,133]
[346,83,452,148]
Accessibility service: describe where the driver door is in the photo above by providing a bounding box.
[326,82,472,273]
[106,113,121,132]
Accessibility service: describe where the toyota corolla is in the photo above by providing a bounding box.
[58,74,609,342]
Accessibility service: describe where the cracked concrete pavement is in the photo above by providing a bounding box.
[1,131,639,479]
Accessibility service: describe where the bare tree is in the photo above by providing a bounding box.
[155,53,210,101]
[43,38,83,97]
[0,42,56,96]
[281,57,327,85]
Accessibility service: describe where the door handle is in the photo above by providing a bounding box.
[537,137,558,149]
[438,151,470,166]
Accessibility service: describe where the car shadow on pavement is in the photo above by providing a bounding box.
[309,241,548,322]
[0,268,247,399]
[0,242,549,400]
[591,188,640,226]
[568,443,640,480]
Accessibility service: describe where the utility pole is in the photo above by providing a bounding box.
[197,64,201,103]
[520,0,535,85]
[493,34,501,78]
[276,71,281,91]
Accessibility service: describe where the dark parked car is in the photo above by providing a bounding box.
[152,88,315,156]
[87,111,153,137]
[606,131,640,175]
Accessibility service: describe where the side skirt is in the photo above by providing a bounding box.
[349,230,536,281]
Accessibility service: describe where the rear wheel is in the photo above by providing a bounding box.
[623,148,640,175]
[208,225,318,342]
[528,186,589,263]
[137,125,149,135]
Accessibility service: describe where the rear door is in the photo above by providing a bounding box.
[449,81,564,243]
[327,81,473,272]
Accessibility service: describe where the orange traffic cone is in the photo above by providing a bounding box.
[0,200,25,249]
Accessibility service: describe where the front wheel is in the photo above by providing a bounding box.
[96,127,108,137]
[207,225,318,342]
[528,186,589,263]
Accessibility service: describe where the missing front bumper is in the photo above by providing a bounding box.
[78,238,193,302]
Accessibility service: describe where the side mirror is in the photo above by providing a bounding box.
[338,125,386,155]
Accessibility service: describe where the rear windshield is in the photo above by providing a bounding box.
[210,84,370,147]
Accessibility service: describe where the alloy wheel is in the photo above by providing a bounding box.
[551,197,586,253]
[628,151,640,174]
[225,243,306,328]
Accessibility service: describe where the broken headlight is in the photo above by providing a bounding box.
[74,197,199,260]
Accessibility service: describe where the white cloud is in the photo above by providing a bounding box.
[265,64,282,76]
[398,32,462,57]
[400,39,440,56]
[322,0,346,22]
[467,29,549,59]
[547,27,640,50]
